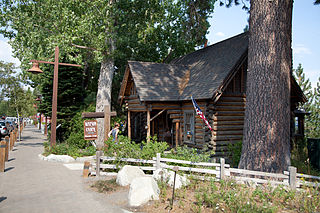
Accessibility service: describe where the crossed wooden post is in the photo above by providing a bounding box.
[82,105,117,142]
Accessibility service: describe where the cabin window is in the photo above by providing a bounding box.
[184,111,195,143]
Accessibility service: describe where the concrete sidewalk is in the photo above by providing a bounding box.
[0,125,126,213]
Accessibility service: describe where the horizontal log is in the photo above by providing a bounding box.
[152,105,181,110]
[128,108,147,112]
[213,121,244,126]
[169,115,183,119]
[212,135,242,141]
[215,102,245,107]
[213,106,245,111]
[213,116,244,121]
[214,112,245,116]
[150,103,180,107]
[219,97,246,102]
[213,125,243,131]
[213,130,243,136]
[172,119,181,123]
[82,111,117,118]
[167,110,182,114]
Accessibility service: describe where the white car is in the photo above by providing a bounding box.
[0,121,8,138]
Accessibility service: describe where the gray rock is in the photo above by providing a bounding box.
[46,154,75,163]
[116,165,146,186]
[153,168,189,189]
[128,177,160,207]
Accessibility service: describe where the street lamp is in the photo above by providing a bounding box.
[28,46,81,146]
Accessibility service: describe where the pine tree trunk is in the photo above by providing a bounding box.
[239,0,293,173]
[95,59,114,149]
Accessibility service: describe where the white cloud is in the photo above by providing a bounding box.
[293,44,312,55]
[0,39,21,66]
[215,32,225,37]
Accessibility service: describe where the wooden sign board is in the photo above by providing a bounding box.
[84,120,98,140]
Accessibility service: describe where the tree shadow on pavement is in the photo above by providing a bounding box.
[0,197,7,203]
[22,135,42,141]
[8,158,15,162]
[18,142,43,147]
[4,167,14,172]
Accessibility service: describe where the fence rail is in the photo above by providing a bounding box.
[91,152,320,189]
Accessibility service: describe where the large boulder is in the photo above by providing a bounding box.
[45,154,75,163]
[128,177,160,207]
[153,168,189,189]
[116,165,146,186]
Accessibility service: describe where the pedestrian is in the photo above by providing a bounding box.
[108,122,120,143]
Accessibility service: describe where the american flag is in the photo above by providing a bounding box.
[191,96,213,131]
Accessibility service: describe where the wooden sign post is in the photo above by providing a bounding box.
[82,105,117,141]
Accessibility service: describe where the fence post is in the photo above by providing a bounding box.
[10,132,13,151]
[0,141,6,172]
[83,161,91,178]
[156,153,161,170]
[4,136,9,161]
[96,151,101,177]
[289,166,297,189]
[220,158,225,180]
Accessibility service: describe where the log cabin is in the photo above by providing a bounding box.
[118,32,307,158]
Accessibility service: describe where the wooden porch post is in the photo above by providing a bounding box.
[104,105,111,141]
[175,122,179,148]
[147,109,151,142]
[128,111,131,139]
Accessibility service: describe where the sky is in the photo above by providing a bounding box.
[0,0,319,87]
[207,0,320,88]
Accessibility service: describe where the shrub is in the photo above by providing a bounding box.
[164,145,214,162]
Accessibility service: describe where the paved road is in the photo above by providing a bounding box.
[0,125,126,213]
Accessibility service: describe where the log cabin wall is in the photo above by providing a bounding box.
[181,101,207,148]
[209,63,247,158]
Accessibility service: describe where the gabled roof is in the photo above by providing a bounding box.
[171,32,249,100]
[127,62,190,101]
[120,32,249,102]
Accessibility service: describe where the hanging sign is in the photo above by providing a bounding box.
[84,120,98,140]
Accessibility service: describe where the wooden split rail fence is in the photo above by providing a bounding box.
[89,152,320,189]
[0,123,25,172]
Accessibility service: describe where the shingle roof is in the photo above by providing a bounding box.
[127,32,249,101]
[128,62,191,101]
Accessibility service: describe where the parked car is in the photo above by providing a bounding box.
[0,121,8,138]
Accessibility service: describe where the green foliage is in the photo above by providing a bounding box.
[43,142,96,159]
[192,179,319,212]
[164,145,214,162]
[65,104,96,149]
[104,135,169,160]
[291,137,320,176]
[228,141,242,167]
[293,64,320,138]
[0,61,37,117]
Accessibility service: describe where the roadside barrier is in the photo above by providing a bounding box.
[0,124,26,172]
[0,141,6,172]
[4,136,9,161]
